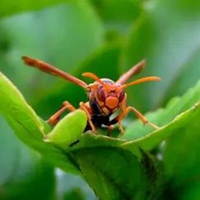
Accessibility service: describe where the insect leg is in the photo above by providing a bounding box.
[79,102,96,132]
[47,101,76,125]
[107,115,125,133]
[102,117,121,135]
[118,106,159,130]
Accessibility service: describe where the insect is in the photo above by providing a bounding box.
[22,56,161,134]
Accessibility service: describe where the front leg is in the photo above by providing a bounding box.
[48,101,76,125]
[117,106,159,130]
[79,102,96,133]
[110,94,159,134]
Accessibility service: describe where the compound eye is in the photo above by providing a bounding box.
[97,86,106,102]
[118,90,125,102]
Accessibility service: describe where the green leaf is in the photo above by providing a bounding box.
[73,147,148,200]
[0,72,81,174]
[122,80,200,141]
[0,72,46,140]
[162,104,200,197]
[46,110,87,150]
[122,79,200,151]
[123,101,200,152]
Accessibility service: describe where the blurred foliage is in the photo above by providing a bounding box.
[0,0,200,199]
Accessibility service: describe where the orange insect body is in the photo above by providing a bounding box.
[22,56,161,133]
[87,78,124,115]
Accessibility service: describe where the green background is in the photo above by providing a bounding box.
[0,0,200,199]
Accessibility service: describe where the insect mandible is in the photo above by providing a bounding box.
[22,56,161,134]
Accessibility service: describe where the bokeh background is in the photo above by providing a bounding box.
[0,0,200,199]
